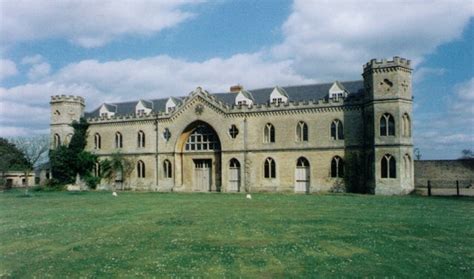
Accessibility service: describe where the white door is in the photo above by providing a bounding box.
[295,157,310,193]
[195,160,211,191]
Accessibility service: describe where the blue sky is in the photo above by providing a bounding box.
[0,0,473,159]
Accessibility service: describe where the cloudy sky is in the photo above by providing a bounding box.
[0,0,473,159]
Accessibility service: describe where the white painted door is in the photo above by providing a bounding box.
[295,166,309,193]
[229,167,240,192]
[195,160,211,191]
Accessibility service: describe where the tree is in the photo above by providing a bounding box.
[460,149,474,159]
[0,137,31,186]
[49,118,97,188]
[100,152,134,190]
[11,135,49,193]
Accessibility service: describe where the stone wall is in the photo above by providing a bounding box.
[414,160,474,188]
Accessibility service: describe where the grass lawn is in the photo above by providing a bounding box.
[0,191,473,278]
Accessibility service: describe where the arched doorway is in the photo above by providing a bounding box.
[176,121,222,192]
[295,157,310,193]
[228,158,241,192]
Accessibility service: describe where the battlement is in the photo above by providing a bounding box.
[363,56,411,71]
[50,95,85,105]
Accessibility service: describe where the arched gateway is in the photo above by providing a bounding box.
[175,121,222,192]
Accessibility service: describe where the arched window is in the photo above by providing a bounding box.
[115,132,123,148]
[137,160,145,178]
[404,154,411,178]
[402,113,411,137]
[230,158,240,168]
[163,160,172,178]
[94,133,101,149]
[331,156,344,178]
[297,157,309,167]
[93,162,101,177]
[380,113,395,136]
[137,130,145,148]
[53,133,61,148]
[264,157,276,178]
[296,121,308,142]
[264,123,275,143]
[185,124,220,151]
[330,120,344,140]
[381,154,396,178]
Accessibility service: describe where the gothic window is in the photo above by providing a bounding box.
[163,128,171,141]
[331,156,344,178]
[381,154,396,178]
[264,123,275,143]
[54,133,61,148]
[115,132,123,148]
[264,157,276,178]
[230,158,240,168]
[163,160,172,178]
[380,113,395,136]
[297,157,309,167]
[137,130,145,148]
[93,162,101,177]
[296,121,308,142]
[402,113,411,137]
[185,125,220,151]
[229,125,239,139]
[94,133,101,149]
[137,160,145,178]
[403,154,411,178]
[331,120,344,140]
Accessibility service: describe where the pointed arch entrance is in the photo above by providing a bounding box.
[295,157,310,193]
[175,121,222,192]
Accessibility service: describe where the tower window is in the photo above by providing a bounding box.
[137,160,145,178]
[264,123,275,143]
[296,121,308,142]
[331,120,344,140]
[331,156,344,178]
[380,113,395,136]
[163,160,172,178]
[264,157,276,178]
[381,154,396,178]
[137,130,145,148]
[53,133,61,148]
[402,113,411,137]
[115,132,123,148]
[94,133,101,149]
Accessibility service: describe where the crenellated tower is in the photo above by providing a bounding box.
[363,57,414,194]
[50,95,85,149]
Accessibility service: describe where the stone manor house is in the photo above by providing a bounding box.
[50,56,414,195]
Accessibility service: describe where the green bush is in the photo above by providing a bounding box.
[83,175,100,190]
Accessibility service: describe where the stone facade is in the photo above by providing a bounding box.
[50,57,414,195]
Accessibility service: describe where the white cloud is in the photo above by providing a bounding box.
[0,53,313,137]
[21,54,44,65]
[0,59,18,80]
[451,77,474,116]
[27,62,51,80]
[272,0,474,80]
[0,0,203,48]
[413,67,446,83]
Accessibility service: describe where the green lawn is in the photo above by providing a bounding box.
[0,191,472,278]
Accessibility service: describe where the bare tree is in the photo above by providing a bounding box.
[12,135,49,193]
[460,149,474,159]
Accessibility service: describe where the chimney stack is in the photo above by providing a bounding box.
[230,84,243,93]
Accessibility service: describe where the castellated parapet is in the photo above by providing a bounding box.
[363,56,412,72]
[50,95,85,105]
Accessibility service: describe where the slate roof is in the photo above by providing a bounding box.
[85,80,364,118]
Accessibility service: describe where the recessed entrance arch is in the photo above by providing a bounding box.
[175,121,222,192]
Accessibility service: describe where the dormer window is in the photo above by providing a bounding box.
[99,103,116,118]
[166,97,179,113]
[135,100,152,116]
[270,86,288,104]
[101,112,108,118]
[235,89,254,107]
[329,81,348,100]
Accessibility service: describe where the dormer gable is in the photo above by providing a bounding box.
[270,86,289,104]
[166,97,180,113]
[136,100,153,116]
[235,90,254,107]
[329,81,348,100]
[99,103,116,118]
